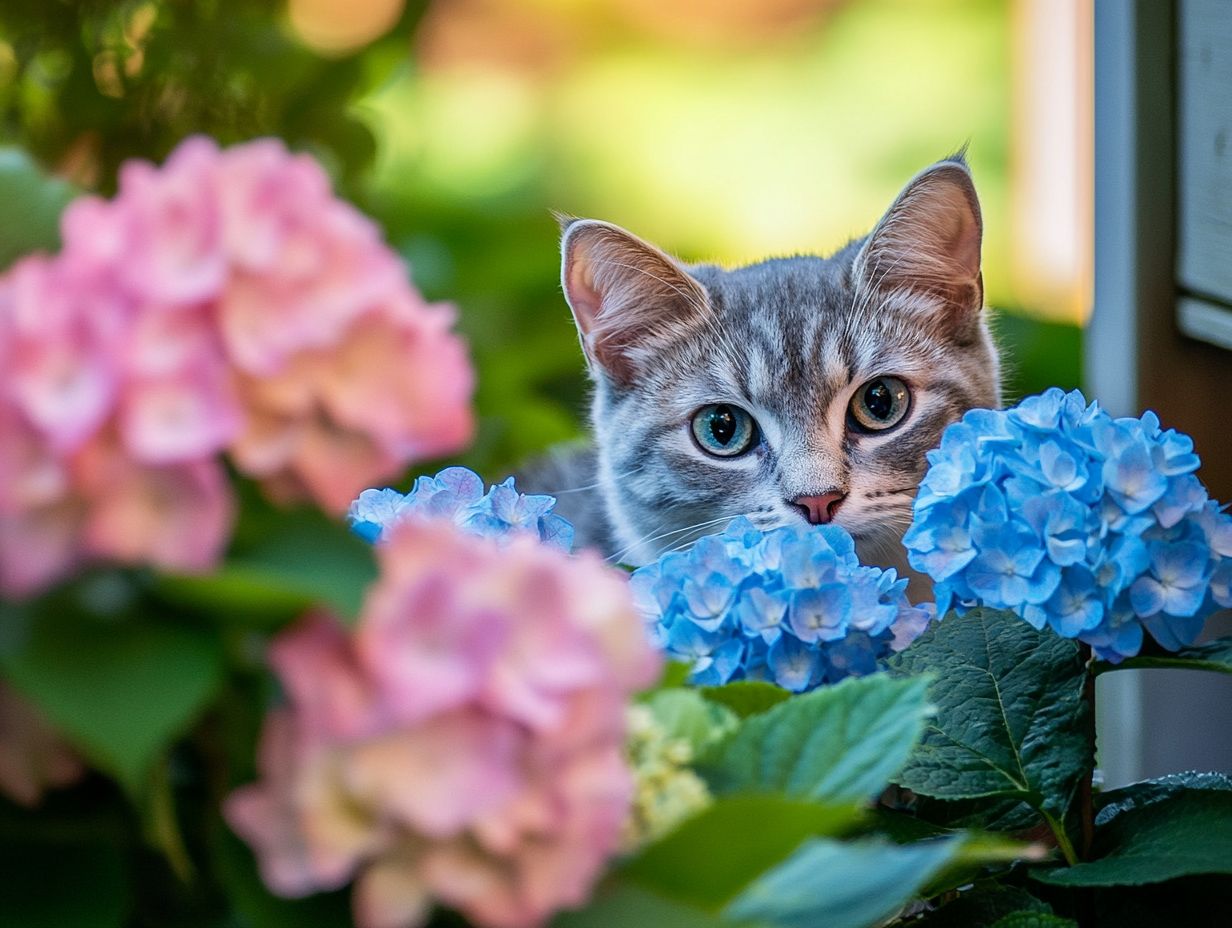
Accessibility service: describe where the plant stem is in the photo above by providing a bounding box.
[1042,810,1079,866]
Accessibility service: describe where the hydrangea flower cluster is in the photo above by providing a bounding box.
[0,137,473,597]
[631,517,932,692]
[0,682,84,809]
[621,704,715,852]
[348,467,572,550]
[225,518,660,928]
[903,388,1232,662]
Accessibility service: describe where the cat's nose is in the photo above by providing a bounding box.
[789,492,846,525]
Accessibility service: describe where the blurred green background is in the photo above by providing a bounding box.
[0,0,1083,483]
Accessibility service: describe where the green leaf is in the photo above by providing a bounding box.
[159,508,377,623]
[642,689,738,757]
[552,883,749,928]
[0,605,225,795]
[0,148,76,270]
[700,681,791,718]
[990,915,1077,928]
[909,884,1052,928]
[1094,636,1232,675]
[1033,789,1232,886]
[885,608,1092,825]
[0,841,129,927]
[1094,771,1232,822]
[620,795,862,909]
[724,836,963,928]
[700,674,931,803]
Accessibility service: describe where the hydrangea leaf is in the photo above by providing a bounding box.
[1094,635,1232,675]
[989,915,1077,928]
[1033,789,1232,886]
[698,674,932,803]
[643,689,738,757]
[885,608,1092,825]
[553,883,761,928]
[724,836,964,928]
[158,509,378,623]
[699,681,791,718]
[620,795,862,910]
[0,147,76,269]
[1093,771,1232,822]
[0,599,225,796]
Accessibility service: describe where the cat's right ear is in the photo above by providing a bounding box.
[559,217,711,385]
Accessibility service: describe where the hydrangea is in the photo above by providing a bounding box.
[225,518,661,928]
[0,681,84,808]
[621,704,713,852]
[631,517,932,692]
[0,137,474,597]
[904,388,1232,662]
[348,467,573,551]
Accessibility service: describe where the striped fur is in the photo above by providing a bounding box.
[521,159,1001,591]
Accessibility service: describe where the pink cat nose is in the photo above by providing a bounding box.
[790,492,846,525]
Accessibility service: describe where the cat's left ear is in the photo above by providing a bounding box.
[855,157,983,325]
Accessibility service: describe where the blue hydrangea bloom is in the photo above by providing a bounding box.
[347,467,574,551]
[631,518,932,691]
[904,388,1232,662]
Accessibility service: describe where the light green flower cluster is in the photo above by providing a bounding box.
[621,703,714,852]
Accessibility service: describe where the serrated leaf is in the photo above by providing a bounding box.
[699,674,930,804]
[0,148,76,270]
[620,795,862,909]
[990,914,1077,928]
[643,689,737,757]
[885,608,1092,824]
[699,681,791,718]
[724,836,963,928]
[1033,789,1232,886]
[1094,771,1232,824]
[0,606,224,795]
[1094,635,1232,675]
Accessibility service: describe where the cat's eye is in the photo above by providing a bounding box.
[849,377,910,432]
[690,404,759,457]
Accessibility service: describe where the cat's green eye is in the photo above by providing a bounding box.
[849,377,910,432]
[691,404,759,457]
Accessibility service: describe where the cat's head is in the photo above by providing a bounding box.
[560,157,1000,567]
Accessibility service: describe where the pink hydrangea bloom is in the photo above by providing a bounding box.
[0,137,474,597]
[225,519,662,928]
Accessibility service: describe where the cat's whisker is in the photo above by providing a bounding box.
[611,511,750,564]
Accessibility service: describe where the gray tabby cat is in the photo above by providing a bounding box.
[523,157,1000,591]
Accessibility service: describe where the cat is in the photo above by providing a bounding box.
[521,155,1001,593]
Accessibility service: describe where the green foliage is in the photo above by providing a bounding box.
[620,795,862,909]
[906,884,1052,928]
[0,0,429,194]
[989,914,1077,928]
[724,836,966,928]
[0,587,225,795]
[0,147,75,268]
[885,608,1093,855]
[1033,788,1232,887]
[699,680,791,718]
[643,688,738,756]
[699,675,932,804]
[1094,635,1232,675]
[552,884,750,928]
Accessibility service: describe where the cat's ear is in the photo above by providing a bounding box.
[559,217,711,384]
[855,158,983,324]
